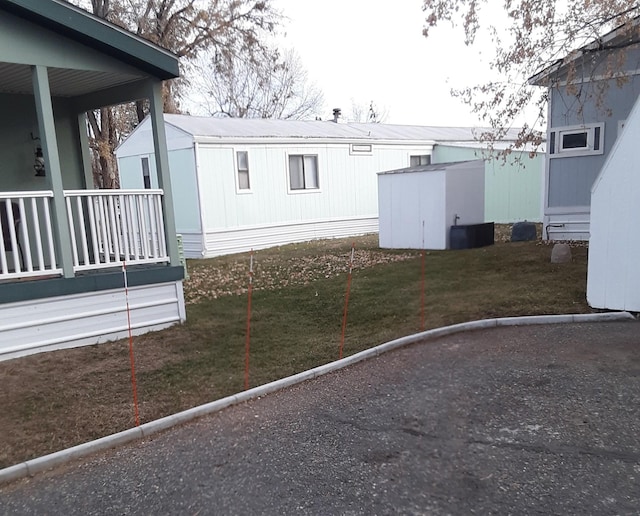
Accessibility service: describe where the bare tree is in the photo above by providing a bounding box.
[191,48,324,119]
[345,100,389,123]
[422,0,640,151]
[70,0,281,186]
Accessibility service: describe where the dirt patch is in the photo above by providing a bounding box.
[184,234,417,304]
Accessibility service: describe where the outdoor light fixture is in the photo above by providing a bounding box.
[34,146,45,176]
[31,133,45,177]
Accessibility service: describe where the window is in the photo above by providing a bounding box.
[141,157,151,189]
[562,131,588,149]
[350,143,373,155]
[236,151,250,190]
[288,155,319,191]
[549,123,604,158]
[410,154,431,167]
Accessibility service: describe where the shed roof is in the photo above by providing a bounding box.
[164,114,522,143]
[0,0,179,80]
[378,159,485,176]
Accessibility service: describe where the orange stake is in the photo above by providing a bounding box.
[339,243,355,360]
[420,220,426,332]
[123,261,140,427]
[244,250,254,390]
[420,249,426,332]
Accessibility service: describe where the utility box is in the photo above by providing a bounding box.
[378,160,485,250]
[450,222,494,249]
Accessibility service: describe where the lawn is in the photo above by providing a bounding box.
[0,232,590,469]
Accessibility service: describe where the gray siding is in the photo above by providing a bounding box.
[548,69,640,208]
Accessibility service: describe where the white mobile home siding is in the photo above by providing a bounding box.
[195,142,436,257]
[587,93,640,311]
[0,281,185,361]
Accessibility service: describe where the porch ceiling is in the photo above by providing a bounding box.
[0,62,146,97]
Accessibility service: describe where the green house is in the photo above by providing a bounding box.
[0,0,185,360]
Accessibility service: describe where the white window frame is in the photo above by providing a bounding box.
[349,143,373,156]
[287,153,320,193]
[549,123,604,158]
[234,150,252,194]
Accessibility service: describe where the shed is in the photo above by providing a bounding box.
[377,160,485,250]
[587,91,640,311]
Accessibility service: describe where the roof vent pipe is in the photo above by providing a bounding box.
[332,108,341,123]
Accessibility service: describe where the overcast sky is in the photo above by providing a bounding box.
[273,0,499,126]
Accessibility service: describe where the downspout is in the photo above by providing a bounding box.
[542,87,552,240]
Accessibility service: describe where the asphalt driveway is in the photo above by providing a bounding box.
[1,321,640,515]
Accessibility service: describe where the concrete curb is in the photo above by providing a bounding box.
[1,311,634,485]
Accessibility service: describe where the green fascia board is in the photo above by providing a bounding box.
[0,265,185,305]
[0,0,179,79]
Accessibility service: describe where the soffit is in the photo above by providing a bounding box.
[0,63,145,96]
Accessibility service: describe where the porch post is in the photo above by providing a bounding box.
[32,65,74,278]
[77,112,94,189]
[148,80,180,267]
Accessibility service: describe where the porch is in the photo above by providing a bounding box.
[0,190,185,361]
[0,0,185,359]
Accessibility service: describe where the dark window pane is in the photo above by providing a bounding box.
[141,157,151,189]
[562,132,588,149]
[410,155,430,167]
[594,127,601,151]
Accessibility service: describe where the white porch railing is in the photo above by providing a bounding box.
[65,189,169,272]
[0,191,61,280]
[0,190,169,281]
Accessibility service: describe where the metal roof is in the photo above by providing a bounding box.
[378,160,485,176]
[0,0,179,80]
[165,114,523,143]
[346,123,521,142]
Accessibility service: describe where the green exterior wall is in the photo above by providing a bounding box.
[0,93,85,191]
[0,9,148,76]
[432,145,542,223]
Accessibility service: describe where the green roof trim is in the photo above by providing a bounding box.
[0,0,179,79]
